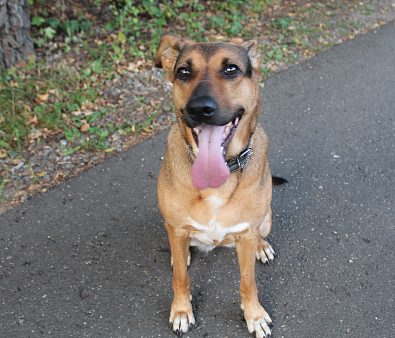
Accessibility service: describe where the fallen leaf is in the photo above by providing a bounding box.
[36,172,47,177]
[81,103,96,111]
[25,114,38,126]
[127,63,136,71]
[49,89,58,95]
[14,190,27,197]
[80,120,90,132]
[29,129,43,140]
[71,110,83,116]
[39,93,49,101]
[105,147,115,153]
[28,184,41,191]
[54,173,66,181]
[94,98,106,107]
[22,104,32,112]
[12,158,23,164]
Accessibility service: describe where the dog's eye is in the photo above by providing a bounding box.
[224,65,239,76]
[177,67,191,78]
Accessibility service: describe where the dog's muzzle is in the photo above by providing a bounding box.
[184,96,231,128]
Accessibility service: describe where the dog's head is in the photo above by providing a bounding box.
[155,35,262,189]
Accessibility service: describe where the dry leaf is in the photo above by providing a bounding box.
[14,190,27,197]
[36,172,48,177]
[39,93,49,101]
[22,104,32,112]
[54,173,66,181]
[72,110,83,116]
[80,120,90,132]
[94,98,106,107]
[29,129,43,140]
[25,114,38,126]
[127,63,136,71]
[12,158,23,164]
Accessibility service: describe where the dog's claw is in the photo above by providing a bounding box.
[256,238,275,264]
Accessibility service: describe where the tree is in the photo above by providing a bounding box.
[0,0,35,68]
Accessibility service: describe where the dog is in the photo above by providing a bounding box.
[155,35,282,338]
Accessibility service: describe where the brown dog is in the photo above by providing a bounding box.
[155,35,277,338]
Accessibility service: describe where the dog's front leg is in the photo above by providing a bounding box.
[236,231,273,338]
[166,222,195,335]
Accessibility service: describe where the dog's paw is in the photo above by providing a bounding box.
[244,305,273,338]
[169,304,196,336]
[255,238,275,264]
[171,251,191,267]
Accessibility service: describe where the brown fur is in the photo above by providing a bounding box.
[156,35,276,338]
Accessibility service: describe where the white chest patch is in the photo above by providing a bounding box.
[204,196,225,209]
[187,217,250,247]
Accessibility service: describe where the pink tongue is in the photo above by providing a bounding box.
[191,125,230,190]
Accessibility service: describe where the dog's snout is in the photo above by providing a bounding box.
[186,96,217,122]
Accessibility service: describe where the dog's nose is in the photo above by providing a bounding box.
[186,96,217,122]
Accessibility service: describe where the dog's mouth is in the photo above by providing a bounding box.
[189,113,243,190]
[191,115,240,158]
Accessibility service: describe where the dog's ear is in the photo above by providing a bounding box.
[230,38,261,75]
[155,35,194,81]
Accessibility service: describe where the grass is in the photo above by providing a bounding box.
[0,55,99,155]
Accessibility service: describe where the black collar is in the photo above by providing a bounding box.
[187,137,253,174]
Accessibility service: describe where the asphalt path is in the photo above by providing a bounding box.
[1,22,394,338]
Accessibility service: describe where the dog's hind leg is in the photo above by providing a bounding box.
[256,207,275,264]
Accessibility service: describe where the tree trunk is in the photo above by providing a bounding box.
[0,0,35,68]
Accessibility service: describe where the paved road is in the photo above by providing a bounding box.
[1,22,394,338]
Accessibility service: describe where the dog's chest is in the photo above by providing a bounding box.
[187,217,249,246]
[185,196,249,246]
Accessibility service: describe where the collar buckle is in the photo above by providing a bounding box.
[226,146,253,173]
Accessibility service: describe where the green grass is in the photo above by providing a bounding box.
[0,56,98,156]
